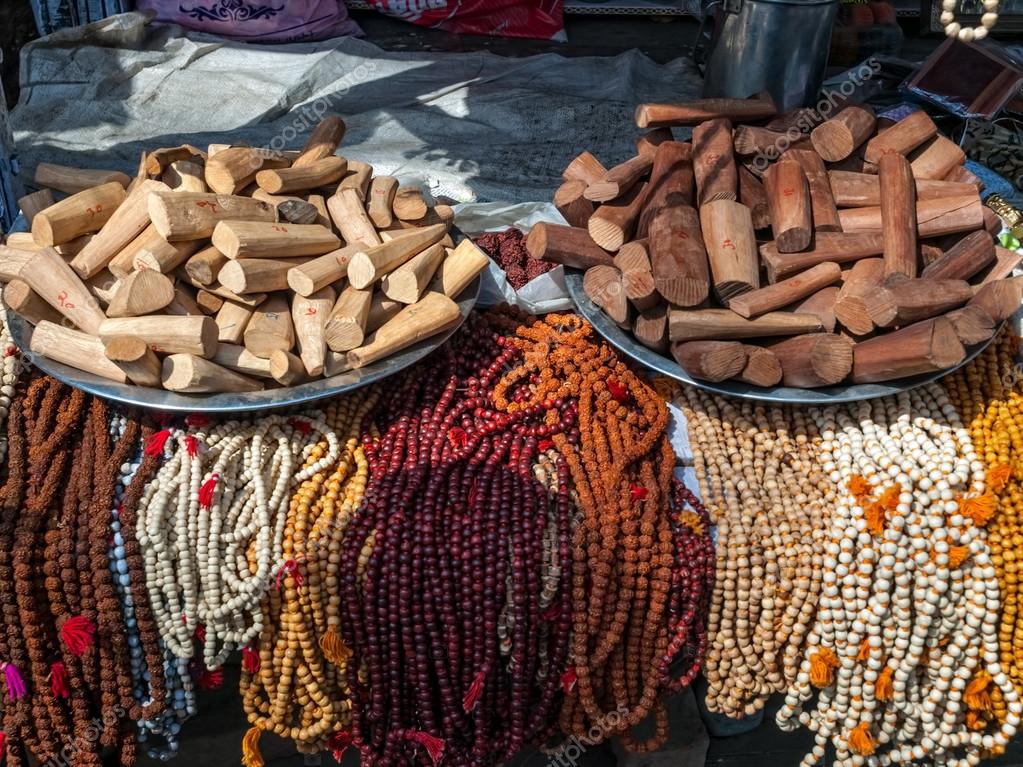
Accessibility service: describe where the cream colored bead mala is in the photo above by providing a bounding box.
[776,383,1022,767]
[678,386,833,717]
[137,415,339,669]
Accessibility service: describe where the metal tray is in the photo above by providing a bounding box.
[8,275,481,414]
[567,273,998,405]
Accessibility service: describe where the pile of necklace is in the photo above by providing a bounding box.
[138,414,340,671]
[0,373,168,767]
[945,331,1023,719]
[492,311,712,753]
[240,390,377,762]
[678,389,833,718]
[776,384,1022,767]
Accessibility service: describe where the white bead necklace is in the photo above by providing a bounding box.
[941,0,999,41]
[776,383,1021,767]
[137,415,340,669]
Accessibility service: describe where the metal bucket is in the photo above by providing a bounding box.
[696,0,839,111]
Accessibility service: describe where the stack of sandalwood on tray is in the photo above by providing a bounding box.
[0,116,488,394]
[528,93,1021,390]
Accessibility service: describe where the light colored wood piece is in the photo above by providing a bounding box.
[268,349,307,385]
[30,321,129,382]
[381,242,446,304]
[2,279,63,325]
[324,286,374,352]
[427,239,489,298]
[700,198,760,302]
[392,188,429,221]
[256,156,347,194]
[212,343,274,378]
[149,191,276,241]
[205,147,289,195]
[162,354,263,392]
[347,292,461,368]
[18,189,55,227]
[727,261,840,319]
[588,182,648,251]
[294,116,345,167]
[0,246,33,282]
[219,258,301,294]
[243,295,295,358]
[105,270,176,318]
[347,223,447,289]
[19,247,106,334]
[103,335,162,387]
[214,299,255,345]
[554,180,595,229]
[287,244,359,297]
[165,285,204,317]
[163,160,207,193]
[212,221,340,260]
[339,160,373,201]
[291,286,335,377]
[32,182,126,247]
[671,340,747,382]
[184,245,227,285]
[368,176,399,229]
[668,308,823,341]
[34,163,131,195]
[99,315,218,357]
[327,188,382,247]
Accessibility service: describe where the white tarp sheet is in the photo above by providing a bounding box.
[11,11,700,204]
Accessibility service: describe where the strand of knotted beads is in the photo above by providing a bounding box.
[945,330,1023,722]
[337,317,574,767]
[138,415,339,671]
[240,390,376,765]
[678,387,832,718]
[491,310,685,753]
[107,413,196,761]
[776,384,1022,767]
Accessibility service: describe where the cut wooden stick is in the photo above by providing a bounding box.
[878,153,918,279]
[769,333,854,387]
[668,308,823,342]
[700,199,759,302]
[863,110,937,163]
[636,128,674,157]
[105,270,176,318]
[588,182,648,251]
[347,223,447,289]
[946,165,983,187]
[103,335,162,387]
[393,188,429,221]
[29,321,129,383]
[946,305,996,345]
[0,246,34,282]
[649,197,710,307]
[525,223,613,271]
[787,148,841,233]
[809,106,876,162]
[760,232,885,282]
[180,278,266,308]
[638,141,694,237]
[635,93,777,128]
[99,315,218,357]
[184,245,228,285]
[728,261,840,319]
[864,278,972,328]
[427,239,489,298]
[974,246,1022,287]
[788,286,839,333]
[149,191,277,241]
[833,257,885,336]
[909,135,965,180]
[366,293,403,334]
[633,303,669,354]
[4,233,41,252]
[166,285,204,317]
[328,188,383,247]
[18,189,55,227]
[287,243,360,297]
[269,349,307,385]
[214,299,255,345]
[920,230,995,281]
[244,295,295,358]
[737,165,770,229]
[198,290,225,313]
[390,205,454,232]
[19,247,107,334]
[32,182,126,247]
[838,195,984,238]
[212,343,275,379]
[219,258,300,294]
[324,285,374,352]
[827,171,978,207]
[614,240,658,311]
[692,118,737,205]
[212,221,340,260]
[969,279,1022,323]
[292,286,335,377]
[33,163,131,195]
[2,279,63,325]
[671,340,747,382]
[763,157,812,253]
[162,354,263,393]
[269,197,318,225]
[733,125,789,156]
[368,175,399,229]
[145,145,202,177]
[554,180,595,229]
[339,160,373,201]
[348,292,462,369]
[294,116,345,167]
[851,316,965,383]
[562,151,608,185]
[736,346,783,386]
[162,160,207,193]
[583,265,629,327]
[256,156,347,194]
[585,155,653,203]
[381,242,446,304]
[205,147,288,195]
[108,224,201,277]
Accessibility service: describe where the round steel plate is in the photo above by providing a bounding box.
[8,275,480,414]
[567,273,999,404]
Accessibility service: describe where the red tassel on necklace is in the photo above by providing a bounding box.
[199,473,220,509]
[448,427,468,448]
[144,428,173,457]
[184,435,199,457]
[4,345,18,357]
[405,731,445,764]
[462,669,486,713]
[561,666,578,694]
[630,483,649,502]
[242,647,261,674]
[50,661,70,699]
[60,616,96,657]
[185,413,209,428]
[194,624,206,644]
[288,417,312,435]
[275,559,303,591]
[538,438,555,452]
[606,378,629,403]
[328,731,353,762]
[197,666,224,690]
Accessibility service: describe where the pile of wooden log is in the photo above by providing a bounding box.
[528,94,1020,389]
[0,117,488,394]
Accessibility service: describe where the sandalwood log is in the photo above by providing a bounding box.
[735,346,783,386]
[366,293,403,334]
[668,309,823,342]
[920,230,995,281]
[637,141,694,238]
[636,128,674,158]
[324,285,373,352]
[833,258,885,336]
[764,158,812,252]
[828,171,979,207]
[18,189,55,228]
[219,258,300,294]
[212,343,274,378]
[946,305,996,345]
[692,119,737,205]
[588,182,648,251]
[99,315,218,357]
[184,245,228,286]
[85,270,118,308]
[166,285,204,317]
[671,340,748,382]
[974,246,1022,287]
[105,270,176,318]
[585,155,653,203]
[32,182,126,247]
[389,204,454,232]
[347,224,448,289]
[214,299,255,345]
[649,198,710,307]
[328,188,382,247]
[294,116,345,167]
[291,286,335,377]
[29,321,129,383]
[212,221,340,260]
[864,110,938,164]
[243,295,295,358]
[108,224,201,277]
[878,153,918,279]
[632,303,669,354]
[19,247,106,334]
[728,261,840,319]
[392,188,429,221]
[614,240,658,311]
[145,145,203,177]
[761,232,885,282]
[700,199,759,302]
[4,232,41,252]
[525,223,613,271]
[969,279,1022,323]
[266,349,305,385]
[787,148,841,233]
[381,242,446,304]
[256,156,347,194]
[348,292,462,369]
[554,180,595,229]
[162,354,263,392]
[2,279,63,325]
[788,285,839,332]
[427,240,489,298]
[909,135,965,180]
[307,194,331,230]
[768,333,854,387]
[563,151,608,185]
[162,160,206,193]
[195,290,225,315]
[205,147,289,195]
[368,176,399,229]
[829,149,878,175]
[765,108,817,134]
[946,165,983,187]
[809,106,876,162]
[180,278,265,308]
[103,335,162,387]
[865,278,972,328]
[287,244,359,297]
[583,265,629,327]
[738,164,771,230]
[33,163,131,195]
[733,126,789,156]
[0,246,33,282]
[635,93,777,128]
[851,316,965,383]
[338,160,373,201]
[838,195,983,238]
[149,191,276,241]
